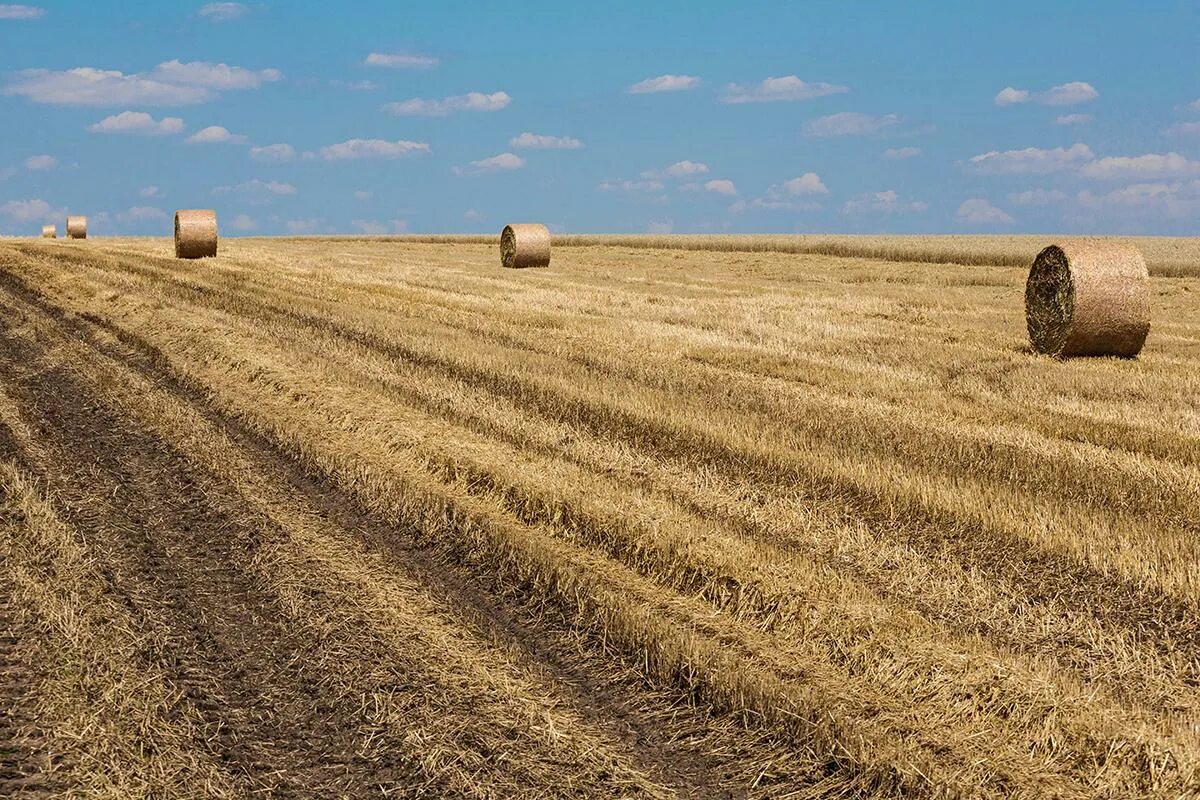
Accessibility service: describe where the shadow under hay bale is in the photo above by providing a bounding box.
[66,216,87,239]
[41,225,56,239]
[1025,241,1150,358]
[174,209,218,259]
[500,224,551,269]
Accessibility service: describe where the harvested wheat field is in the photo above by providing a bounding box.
[0,235,1198,798]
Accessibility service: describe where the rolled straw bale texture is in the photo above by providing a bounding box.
[66,216,87,239]
[174,209,218,259]
[500,224,551,268]
[1025,241,1150,358]
[41,225,56,239]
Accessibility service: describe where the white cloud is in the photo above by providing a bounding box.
[0,168,15,181]
[771,173,829,196]
[1076,180,1200,221]
[994,81,1098,107]
[4,67,213,106]
[117,205,168,223]
[185,125,247,144]
[4,59,280,106]
[23,154,55,170]
[139,186,160,197]
[1188,99,1200,112]
[229,213,257,231]
[721,75,847,104]
[452,152,525,176]
[509,132,583,150]
[197,2,248,22]
[967,143,1094,174]
[464,209,482,220]
[842,189,927,214]
[87,110,184,135]
[647,220,673,234]
[334,80,379,92]
[149,60,281,90]
[352,219,408,234]
[364,52,438,69]
[1081,152,1200,180]
[353,190,372,200]
[249,143,296,162]
[1042,81,1099,106]
[213,179,297,202]
[993,87,1030,106]
[744,172,828,212]
[956,198,1013,225]
[883,146,921,159]
[318,138,430,160]
[1007,188,1068,206]
[597,179,665,192]
[702,179,737,196]
[642,160,708,179]
[805,112,899,137]
[628,74,701,94]
[286,218,323,234]
[0,4,44,19]
[0,198,61,223]
[383,91,510,116]
[1055,114,1090,126]
[1165,121,1200,136]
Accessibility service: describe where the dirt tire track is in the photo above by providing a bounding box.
[0,574,57,799]
[0,255,797,797]
[0,313,435,797]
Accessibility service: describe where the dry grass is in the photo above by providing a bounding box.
[0,234,1198,797]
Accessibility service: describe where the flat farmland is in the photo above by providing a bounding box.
[0,236,1198,798]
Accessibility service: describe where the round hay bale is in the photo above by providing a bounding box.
[500,223,550,269]
[1025,241,1150,358]
[174,209,218,259]
[66,216,87,239]
[41,224,56,239]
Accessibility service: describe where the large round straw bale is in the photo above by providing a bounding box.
[174,209,218,259]
[1025,241,1149,358]
[66,216,87,239]
[500,224,551,268]
[41,224,56,239]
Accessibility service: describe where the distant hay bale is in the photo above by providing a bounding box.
[500,224,551,268]
[174,209,218,259]
[41,224,56,239]
[1025,241,1150,358]
[66,216,87,239]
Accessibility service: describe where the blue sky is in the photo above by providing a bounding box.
[1,0,1198,236]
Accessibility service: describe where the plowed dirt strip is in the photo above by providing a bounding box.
[0,258,822,797]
